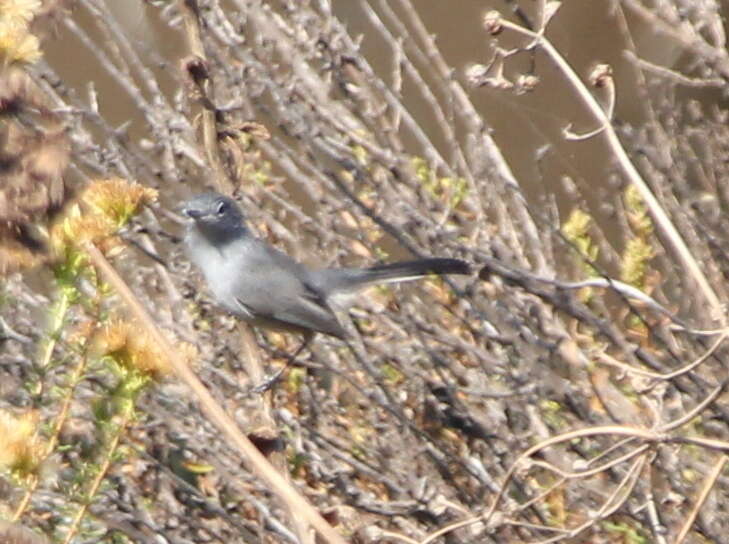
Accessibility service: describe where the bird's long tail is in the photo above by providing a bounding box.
[321,258,470,293]
[364,258,470,282]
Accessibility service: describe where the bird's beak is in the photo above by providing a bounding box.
[179,204,203,219]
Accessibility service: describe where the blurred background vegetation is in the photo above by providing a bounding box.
[3,0,729,542]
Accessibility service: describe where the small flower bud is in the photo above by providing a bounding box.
[516,74,539,94]
[589,63,613,87]
[482,11,503,35]
[465,63,489,86]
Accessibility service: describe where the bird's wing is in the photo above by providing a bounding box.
[230,240,347,338]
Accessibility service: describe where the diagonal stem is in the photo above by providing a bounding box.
[84,243,344,544]
[499,17,722,318]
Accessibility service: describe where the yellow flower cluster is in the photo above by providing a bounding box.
[51,178,158,255]
[92,317,197,379]
[82,178,159,227]
[0,0,42,66]
[0,409,45,479]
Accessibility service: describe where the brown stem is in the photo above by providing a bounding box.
[178,0,234,194]
[674,455,728,543]
[499,16,722,317]
[83,243,344,544]
[62,408,132,544]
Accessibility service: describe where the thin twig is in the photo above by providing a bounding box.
[624,50,725,88]
[12,336,94,521]
[660,380,728,432]
[674,455,728,544]
[597,331,729,381]
[497,16,723,317]
[62,407,132,544]
[178,0,233,194]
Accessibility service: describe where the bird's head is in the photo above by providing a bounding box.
[180,192,247,243]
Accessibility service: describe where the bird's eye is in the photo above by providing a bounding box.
[216,201,228,215]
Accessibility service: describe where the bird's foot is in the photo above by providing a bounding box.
[250,366,288,394]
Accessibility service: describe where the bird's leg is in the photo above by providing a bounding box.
[251,332,313,394]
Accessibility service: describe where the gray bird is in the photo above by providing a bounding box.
[181,192,470,340]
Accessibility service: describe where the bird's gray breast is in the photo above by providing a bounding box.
[184,229,244,314]
[186,231,310,319]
